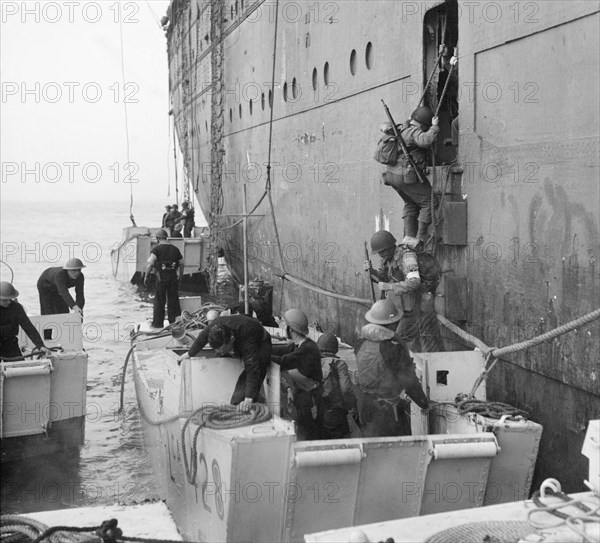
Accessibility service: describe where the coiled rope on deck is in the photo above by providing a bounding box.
[1,515,182,543]
[456,398,529,419]
[181,403,271,485]
[423,479,600,543]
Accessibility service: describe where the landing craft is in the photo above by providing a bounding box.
[0,314,88,462]
[159,0,599,493]
[129,307,543,542]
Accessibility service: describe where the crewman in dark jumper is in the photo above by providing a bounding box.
[145,229,184,328]
[271,309,323,440]
[382,106,439,242]
[1,282,50,359]
[37,258,85,316]
[177,314,272,412]
[161,205,172,228]
[355,298,429,437]
[364,230,445,352]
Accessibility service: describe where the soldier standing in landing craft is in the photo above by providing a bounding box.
[145,229,183,328]
[271,309,324,440]
[355,298,429,437]
[37,258,85,316]
[364,230,445,353]
[382,106,439,242]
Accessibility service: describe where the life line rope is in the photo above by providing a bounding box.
[437,308,600,397]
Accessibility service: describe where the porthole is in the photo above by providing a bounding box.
[283,82,288,102]
[239,103,242,119]
[249,99,253,115]
[269,89,273,108]
[292,78,297,99]
[261,92,265,110]
[312,67,317,90]
[324,62,329,86]
[350,49,357,75]
[365,42,373,69]
[229,108,233,123]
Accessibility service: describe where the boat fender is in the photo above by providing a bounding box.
[295,448,362,467]
[2,362,52,378]
[432,441,498,460]
[348,530,371,543]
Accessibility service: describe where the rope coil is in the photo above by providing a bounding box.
[181,403,271,484]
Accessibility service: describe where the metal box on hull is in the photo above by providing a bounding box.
[430,404,543,504]
[1,352,88,438]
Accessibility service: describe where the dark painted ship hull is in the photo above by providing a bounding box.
[165,0,600,491]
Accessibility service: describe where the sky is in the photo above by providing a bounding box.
[0,0,179,204]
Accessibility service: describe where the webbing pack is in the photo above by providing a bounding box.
[373,135,399,166]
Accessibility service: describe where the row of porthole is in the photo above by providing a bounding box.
[225,41,374,123]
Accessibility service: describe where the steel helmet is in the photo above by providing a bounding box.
[206,309,220,322]
[401,236,421,250]
[63,258,86,270]
[370,230,397,253]
[317,333,339,354]
[411,106,433,126]
[284,308,309,336]
[155,229,168,239]
[0,281,19,300]
[365,298,403,325]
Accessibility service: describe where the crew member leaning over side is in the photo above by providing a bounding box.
[355,298,429,438]
[271,309,323,440]
[178,314,272,413]
[37,258,85,316]
[1,282,50,360]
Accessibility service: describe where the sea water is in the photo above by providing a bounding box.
[0,199,171,513]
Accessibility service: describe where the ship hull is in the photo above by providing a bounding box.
[166,0,600,490]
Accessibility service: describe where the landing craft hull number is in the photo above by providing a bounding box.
[196,452,224,520]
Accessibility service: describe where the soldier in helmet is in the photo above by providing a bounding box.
[177,313,271,412]
[317,333,358,439]
[1,282,51,359]
[382,106,439,242]
[364,230,445,352]
[145,229,184,328]
[37,258,86,316]
[355,298,429,437]
[271,309,323,440]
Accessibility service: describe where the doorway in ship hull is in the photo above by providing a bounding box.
[423,0,459,164]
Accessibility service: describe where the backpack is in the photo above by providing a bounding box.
[322,359,357,411]
[414,249,441,292]
[373,134,399,166]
